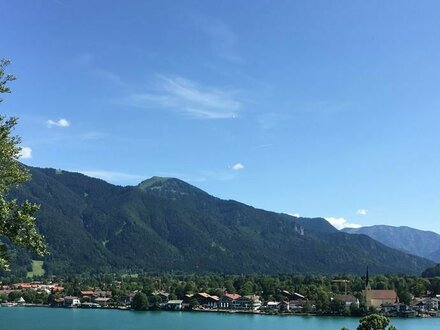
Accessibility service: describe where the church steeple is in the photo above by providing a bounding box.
[365,266,371,290]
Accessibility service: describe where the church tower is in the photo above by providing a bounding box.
[363,266,372,307]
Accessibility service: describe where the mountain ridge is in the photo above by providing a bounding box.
[3,166,434,276]
[342,225,440,263]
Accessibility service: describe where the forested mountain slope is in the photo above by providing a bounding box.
[3,167,433,275]
[343,225,440,263]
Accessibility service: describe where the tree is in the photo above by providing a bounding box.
[357,314,397,330]
[131,292,149,311]
[0,59,48,270]
[330,298,346,314]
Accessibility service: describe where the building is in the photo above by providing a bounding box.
[94,297,112,307]
[166,300,183,310]
[64,296,81,307]
[219,293,241,309]
[362,267,398,308]
[334,294,360,309]
[363,290,398,308]
[236,295,262,311]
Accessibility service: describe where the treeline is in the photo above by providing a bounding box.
[2,273,440,308]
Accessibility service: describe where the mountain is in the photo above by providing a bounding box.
[342,225,440,263]
[3,166,434,276]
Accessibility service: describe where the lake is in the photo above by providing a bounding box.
[1,308,440,330]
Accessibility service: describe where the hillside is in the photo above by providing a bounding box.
[342,225,440,263]
[3,166,434,275]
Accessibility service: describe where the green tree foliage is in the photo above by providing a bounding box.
[5,164,433,275]
[356,314,396,330]
[132,292,149,311]
[0,59,47,270]
[330,298,346,314]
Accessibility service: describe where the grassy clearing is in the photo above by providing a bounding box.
[27,260,45,278]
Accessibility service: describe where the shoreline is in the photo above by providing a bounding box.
[2,304,437,319]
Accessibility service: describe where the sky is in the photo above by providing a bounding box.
[2,1,440,233]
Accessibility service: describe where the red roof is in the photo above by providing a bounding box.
[224,293,241,300]
[369,290,398,300]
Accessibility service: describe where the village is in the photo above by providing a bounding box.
[1,276,440,318]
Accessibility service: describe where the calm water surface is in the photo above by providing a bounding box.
[1,308,440,330]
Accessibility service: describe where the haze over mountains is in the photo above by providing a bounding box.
[4,167,435,276]
[342,226,440,263]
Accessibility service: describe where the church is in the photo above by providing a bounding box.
[362,267,399,308]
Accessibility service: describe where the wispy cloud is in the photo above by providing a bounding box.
[288,213,300,218]
[125,75,242,119]
[357,209,368,216]
[19,146,32,159]
[230,163,244,171]
[325,217,362,230]
[47,118,70,128]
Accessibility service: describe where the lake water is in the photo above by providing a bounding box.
[1,308,440,330]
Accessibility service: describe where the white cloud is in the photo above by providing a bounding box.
[231,163,244,171]
[47,118,70,128]
[325,217,362,230]
[125,75,242,119]
[357,209,368,216]
[288,213,300,218]
[19,146,32,159]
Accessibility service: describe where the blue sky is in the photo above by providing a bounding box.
[2,1,440,232]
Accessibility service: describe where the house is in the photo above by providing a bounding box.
[94,297,111,307]
[80,290,95,298]
[219,293,241,309]
[64,296,81,307]
[412,297,439,311]
[426,297,439,310]
[205,295,219,309]
[193,292,219,309]
[236,295,262,311]
[289,299,313,312]
[279,301,290,311]
[52,298,65,307]
[334,294,359,309]
[265,301,280,310]
[167,300,183,310]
